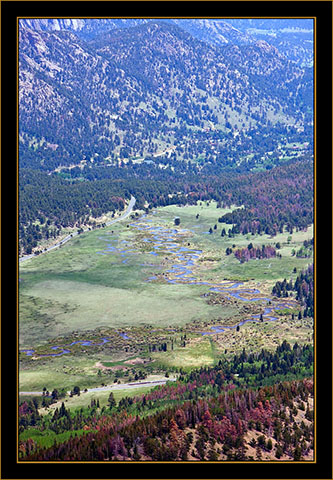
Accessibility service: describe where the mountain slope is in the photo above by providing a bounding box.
[19,21,313,172]
[19,18,253,45]
[19,17,313,67]
[226,19,314,66]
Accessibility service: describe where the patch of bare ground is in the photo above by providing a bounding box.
[206,293,262,315]
[243,431,313,461]
[183,402,314,461]
[95,361,126,372]
[243,395,314,461]
[209,315,313,357]
[124,357,148,365]
[140,393,313,462]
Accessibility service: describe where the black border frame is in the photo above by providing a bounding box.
[2,1,332,479]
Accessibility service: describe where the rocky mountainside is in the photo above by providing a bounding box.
[19,18,253,45]
[19,18,313,66]
[19,20,313,172]
[226,19,314,67]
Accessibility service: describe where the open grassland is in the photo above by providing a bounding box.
[209,316,313,357]
[19,428,90,450]
[20,374,172,414]
[19,201,313,394]
[19,307,313,393]
[19,279,235,347]
[151,336,216,370]
[19,344,167,392]
[19,203,244,347]
[20,353,114,392]
[147,316,313,372]
[149,203,312,281]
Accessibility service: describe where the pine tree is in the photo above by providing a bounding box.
[293,445,302,461]
[108,392,116,409]
[275,443,283,459]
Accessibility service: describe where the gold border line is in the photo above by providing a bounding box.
[16,14,20,468]
[313,15,317,465]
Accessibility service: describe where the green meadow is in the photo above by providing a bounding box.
[19,201,313,396]
[19,428,90,451]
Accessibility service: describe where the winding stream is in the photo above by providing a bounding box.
[21,212,296,357]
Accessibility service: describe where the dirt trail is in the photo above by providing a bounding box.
[19,376,176,396]
[19,196,136,263]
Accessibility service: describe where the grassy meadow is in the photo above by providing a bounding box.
[19,201,313,396]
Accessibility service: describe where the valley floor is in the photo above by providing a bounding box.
[19,201,314,461]
[20,202,313,389]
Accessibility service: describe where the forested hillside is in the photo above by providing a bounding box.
[19,21,312,173]
[20,18,313,66]
[19,341,314,461]
[19,155,313,254]
[18,19,313,256]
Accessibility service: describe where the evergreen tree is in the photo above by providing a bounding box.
[108,392,116,409]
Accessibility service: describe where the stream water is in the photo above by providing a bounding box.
[21,213,295,357]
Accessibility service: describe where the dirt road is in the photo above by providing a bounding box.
[19,376,175,396]
[19,196,136,263]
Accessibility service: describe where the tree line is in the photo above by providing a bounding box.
[19,156,313,255]
[272,264,313,318]
[19,341,313,461]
